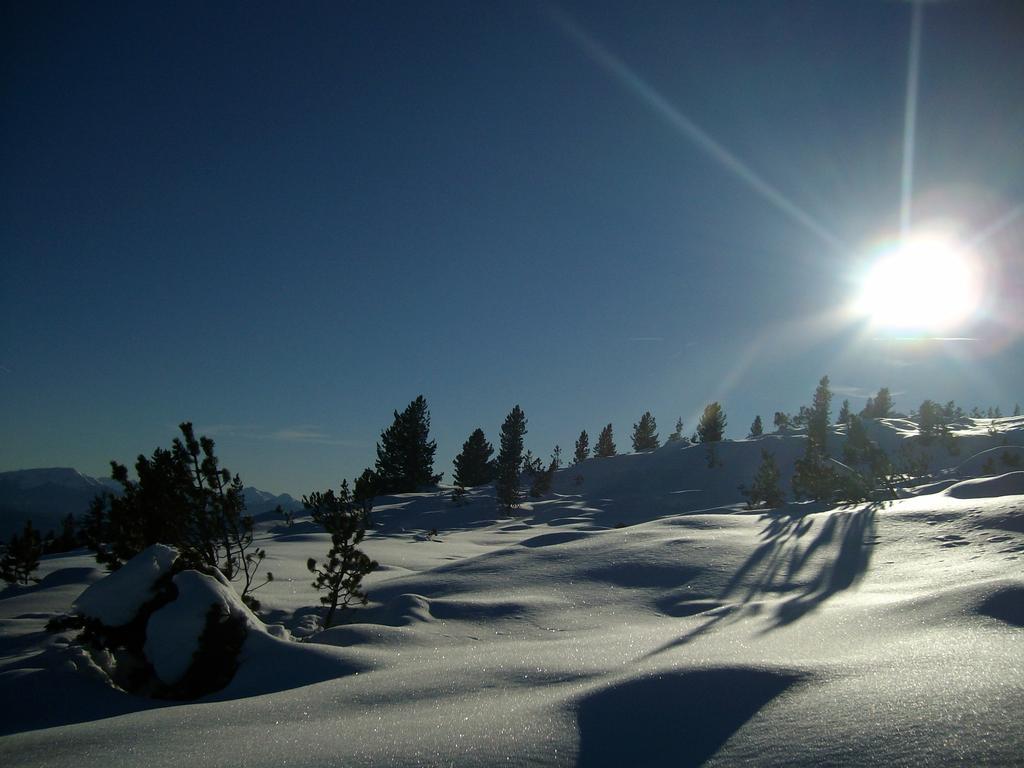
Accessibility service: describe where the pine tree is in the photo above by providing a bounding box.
[837,399,851,426]
[573,430,590,464]
[495,405,527,510]
[595,424,617,457]
[353,468,379,522]
[748,415,763,438]
[1,520,42,585]
[740,450,785,509]
[696,403,727,442]
[551,445,562,470]
[452,428,496,488]
[529,460,556,498]
[773,412,790,432]
[1014,404,1021,417]
[667,417,684,442]
[808,376,832,452]
[83,423,258,594]
[304,482,378,629]
[861,387,893,419]
[374,396,441,493]
[631,412,659,452]
[842,415,891,492]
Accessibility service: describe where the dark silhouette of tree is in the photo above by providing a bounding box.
[452,428,496,488]
[740,450,785,508]
[530,460,556,498]
[792,377,837,501]
[748,415,763,438]
[374,396,441,493]
[82,423,267,604]
[667,417,685,442]
[573,430,590,464]
[1,520,42,585]
[551,445,562,470]
[808,376,832,452]
[595,424,617,457]
[773,412,790,432]
[1014,403,1021,417]
[696,403,727,442]
[631,412,659,452]
[304,481,377,629]
[861,387,893,419]
[353,468,379,523]
[495,405,527,510]
[838,415,893,501]
[837,400,851,426]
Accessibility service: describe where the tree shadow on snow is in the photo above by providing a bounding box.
[575,667,804,767]
[646,503,879,658]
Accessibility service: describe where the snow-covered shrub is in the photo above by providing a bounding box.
[56,544,257,699]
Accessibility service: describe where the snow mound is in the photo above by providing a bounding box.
[944,472,1024,499]
[72,544,178,626]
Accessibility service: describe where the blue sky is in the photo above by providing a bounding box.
[2,0,1022,496]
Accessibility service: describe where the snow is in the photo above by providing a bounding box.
[944,471,1024,499]
[1,418,1023,766]
[72,544,178,626]
[145,570,244,685]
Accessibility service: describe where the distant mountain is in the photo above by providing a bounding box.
[0,468,302,540]
[242,487,304,520]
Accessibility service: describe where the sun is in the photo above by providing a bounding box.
[853,232,983,333]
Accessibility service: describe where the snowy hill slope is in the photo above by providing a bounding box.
[1,425,1022,767]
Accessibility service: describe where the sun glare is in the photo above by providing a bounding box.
[854,232,982,333]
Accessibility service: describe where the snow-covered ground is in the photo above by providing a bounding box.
[1,419,1022,767]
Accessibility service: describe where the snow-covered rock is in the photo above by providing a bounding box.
[73,544,178,626]
[144,570,260,686]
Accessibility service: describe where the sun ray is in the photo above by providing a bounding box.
[545,5,845,253]
[900,1,924,240]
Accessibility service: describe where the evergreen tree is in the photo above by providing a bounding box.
[452,428,496,488]
[837,399,851,426]
[573,430,590,465]
[696,403,727,442]
[808,376,832,452]
[740,451,785,509]
[861,387,893,419]
[304,482,378,628]
[495,405,527,510]
[83,422,261,602]
[551,445,562,470]
[1,520,42,585]
[529,460,556,498]
[791,444,838,502]
[667,417,685,442]
[374,396,441,493]
[792,377,837,502]
[1014,404,1021,417]
[353,468,379,522]
[631,411,660,452]
[841,415,892,499]
[748,415,763,438]
[595,424,617,457]
[773,412,790,432]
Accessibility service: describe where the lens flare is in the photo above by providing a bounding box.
[853,232,983,333]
